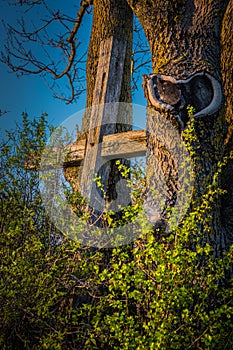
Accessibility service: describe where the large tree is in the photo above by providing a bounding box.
[1,2,233,348]
[2,0,233,254]
[125,0,233,256]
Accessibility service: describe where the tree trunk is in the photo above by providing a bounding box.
[220,0,233,246]
[125,0,233,255]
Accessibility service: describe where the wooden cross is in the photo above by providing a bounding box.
[28,36,192,232]
[71,36,146,213]
[28,36,146,213]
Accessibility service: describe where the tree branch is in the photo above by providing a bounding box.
[67,0,93,44]
[1,0,93,103]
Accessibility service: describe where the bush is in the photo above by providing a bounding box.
[0,114,232,349]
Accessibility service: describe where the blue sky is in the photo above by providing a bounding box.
[0,1,149,139]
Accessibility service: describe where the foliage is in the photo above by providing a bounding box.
[0,115,233,349]
[0,115,103,349]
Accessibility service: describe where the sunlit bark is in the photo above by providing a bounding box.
[125,0,233,254]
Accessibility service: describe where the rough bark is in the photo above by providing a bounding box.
[126,0,228,79]
[220,0,233,239]
[125,0,233,254]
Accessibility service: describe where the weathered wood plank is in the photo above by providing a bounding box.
[79,36,128,212]
[26,130,146,170]
[101,129,146,159]
[64,129,146,166]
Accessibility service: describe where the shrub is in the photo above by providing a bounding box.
[0,114,232,349]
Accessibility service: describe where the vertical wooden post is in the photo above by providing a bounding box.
[80,36,129,215]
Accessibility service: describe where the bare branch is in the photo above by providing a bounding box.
[66,0,93,43]
[1,0,93,103]
[2,1,150,102]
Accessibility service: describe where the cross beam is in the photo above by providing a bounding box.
[63,129,146,168]
[26,129,146,170]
